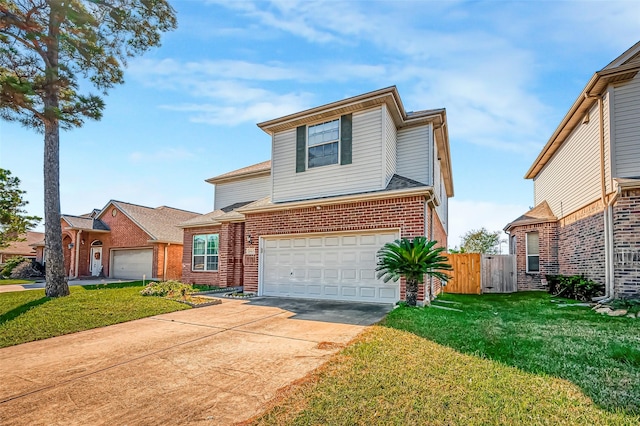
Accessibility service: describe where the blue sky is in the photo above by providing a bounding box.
[1,0,638,248]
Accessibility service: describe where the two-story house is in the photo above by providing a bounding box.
[182,87,454,305]
[505,41,640,300]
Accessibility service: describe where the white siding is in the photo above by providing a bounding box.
[534,102,602,218]
[396,124,431,185]
[214,174,271,210]
[272,107,384,203]
[383,105,397,185]
[613,74,640,178]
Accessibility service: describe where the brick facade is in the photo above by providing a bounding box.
[59,210,185,280]
[242,196,430,302]
[613,189,640,298]
[430,209,448,296]
[510,221,558,291]
[182,225,222,286]
[558,208,605,285]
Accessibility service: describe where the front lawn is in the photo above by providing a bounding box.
[0,281,189,348]
[251,292,640,425]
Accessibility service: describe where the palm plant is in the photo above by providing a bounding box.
[376,237,452,306]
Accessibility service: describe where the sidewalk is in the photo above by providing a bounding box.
[0,278,135,293]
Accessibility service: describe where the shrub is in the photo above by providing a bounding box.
[9,260,40,279]
[1,256,27,277]
[546,274,604,301]
[140,280,194,298]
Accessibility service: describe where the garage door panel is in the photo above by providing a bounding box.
[111,249,153,279]
[261,230,399,303]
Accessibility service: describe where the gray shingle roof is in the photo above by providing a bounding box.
[62,215,110,231]
[108,201,201,243]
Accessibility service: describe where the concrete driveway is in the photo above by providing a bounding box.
[0,298,390,425]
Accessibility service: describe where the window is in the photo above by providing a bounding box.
[192,234,219,271]
[526,232,539,273]
[308,119,339,168]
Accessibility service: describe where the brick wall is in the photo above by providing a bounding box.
[430,208,448,296]
[243,196,429,301]
[613,189,640,298]
[558,208,605,285]
[100,210,154,277]
[182,225,221,286]
[510,221,558,290]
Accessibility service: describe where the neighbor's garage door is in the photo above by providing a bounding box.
[111,249,153,279]
[261,231,399,303]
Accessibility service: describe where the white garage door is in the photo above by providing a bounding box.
[111,249,153,279]
[261,231,399,303]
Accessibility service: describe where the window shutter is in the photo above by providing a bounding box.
[340,114,352,165]
[296,125,306,173]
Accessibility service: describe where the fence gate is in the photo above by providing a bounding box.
[481,254,516,293]
[443,253,481,294]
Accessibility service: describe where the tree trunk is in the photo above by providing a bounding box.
[43,1,69,298]
[405,278,418,307]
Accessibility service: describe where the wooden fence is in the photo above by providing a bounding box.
[443,253,481,294]
[481,254,517,293]
[443,253,516,294]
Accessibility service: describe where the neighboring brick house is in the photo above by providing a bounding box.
[505,42,640,299]
[182,86,454,305]
[0,231,44,264]
[34,200,199,280]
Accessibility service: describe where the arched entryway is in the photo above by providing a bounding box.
[62,235,73,277]
[90,240,103,277]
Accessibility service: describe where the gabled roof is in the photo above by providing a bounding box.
[179,204,249,229]
[256,86,453,197]
[61,214,110,232]
[206,160,271,184]
[526,42,640,179]
[504,201,557,232]
[97,200,200,244]
[0,231,44,255]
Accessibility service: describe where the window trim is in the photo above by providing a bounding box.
[192,233,219,272]
[307,118,341,169]
[525,231,540,273]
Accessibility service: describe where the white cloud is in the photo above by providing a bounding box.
[448,199,529,251]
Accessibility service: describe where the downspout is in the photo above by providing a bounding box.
[425,192,436,302]
[163,243,169,280]
[73,230,82,278]
[587,94,615,302]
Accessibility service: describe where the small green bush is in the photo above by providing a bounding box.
[546,274,604,301]
[1,256,27,277]
[140,280,194,298]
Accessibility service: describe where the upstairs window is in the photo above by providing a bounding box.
[193,234,219,271]
[526,232,539,273]
[308,119,340,168]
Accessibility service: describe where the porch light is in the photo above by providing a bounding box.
[68,243,74,249]
[247,234,252,245]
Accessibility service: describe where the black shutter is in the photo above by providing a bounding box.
[340,114,352,165]
[296,125,306,173]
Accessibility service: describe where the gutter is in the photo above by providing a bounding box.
[237,186,434,214]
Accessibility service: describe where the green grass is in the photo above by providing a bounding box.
[0,281,189,348]
[251,292,640,425]
[383,292,640,414]
[0,279,35,285]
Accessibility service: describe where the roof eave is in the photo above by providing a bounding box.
[526,66,640,180]
[205,169,271,185]
[237,186,435,214]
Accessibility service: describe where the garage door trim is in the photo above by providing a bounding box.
[258,228,401,302]
[110,247,154,280]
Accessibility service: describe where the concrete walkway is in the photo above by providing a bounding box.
[0,298,374,425]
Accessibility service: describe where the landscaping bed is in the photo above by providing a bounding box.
[250,292,640,425]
